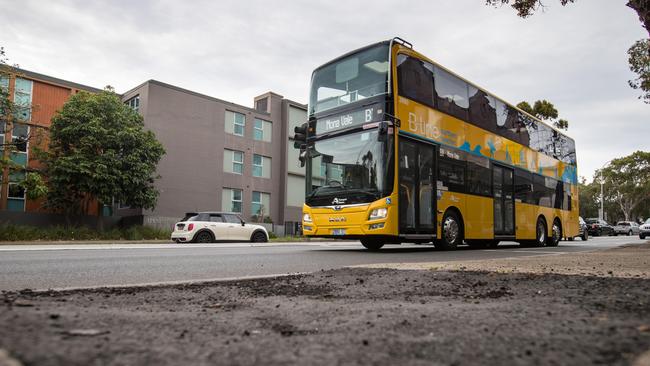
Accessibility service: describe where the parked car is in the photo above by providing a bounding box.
[568,216,588,241]
[171,212,269,243]
[584,218,614,236]
[640,218,650,240]
[613,221,640,236]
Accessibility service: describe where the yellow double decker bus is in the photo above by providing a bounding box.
[300,38,578,250]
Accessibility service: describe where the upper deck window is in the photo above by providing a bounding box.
[309,44,389,115]
[397,54,435,107]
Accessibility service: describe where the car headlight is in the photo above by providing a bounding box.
[369,208,388,220]
[303,213,312,223]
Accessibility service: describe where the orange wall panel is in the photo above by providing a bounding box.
[31,81,72,128]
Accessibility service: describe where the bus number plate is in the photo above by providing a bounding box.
[332,229,346,235]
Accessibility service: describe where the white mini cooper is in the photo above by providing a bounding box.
[171,212,269,243]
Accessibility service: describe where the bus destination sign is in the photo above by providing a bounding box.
[315,104,383,135]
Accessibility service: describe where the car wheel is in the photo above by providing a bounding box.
[627,230,632,236]
[435,211,462,250]
[568,237,574,241]
[193,231,213,243]
[546,220,561,247]
[251,231,268,243]
[641,234,646,240]
[581,231,588,241]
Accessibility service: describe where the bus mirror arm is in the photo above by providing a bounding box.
[383,113,401,127]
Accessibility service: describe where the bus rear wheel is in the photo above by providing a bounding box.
[361,239,384,251]
[435,211,462,250]
[546,220,561,247]
[532,218,547,247]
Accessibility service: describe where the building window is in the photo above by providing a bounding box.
[126,95,140,112]
[225,111,246,136]
[13,78,33,122]
[255,97,268,113]
[253,118,272,142]
[253,154,263,177]
[7,182,25,212]
[222,188,243,213]
[232,150,244,174]
[224,149,244,174]
[252,154,271,178]
[12,123,29,153]
[251,191,270,220]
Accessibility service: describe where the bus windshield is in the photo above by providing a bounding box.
[309,43,389,115]
[306,129,393,206]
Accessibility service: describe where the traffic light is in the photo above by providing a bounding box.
[293,122,308,167]
[293,123,307,149]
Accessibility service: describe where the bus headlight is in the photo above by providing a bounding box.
[369,208,387,220]
[303,213,312,223]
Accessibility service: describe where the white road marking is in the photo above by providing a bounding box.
[0,242,357,251]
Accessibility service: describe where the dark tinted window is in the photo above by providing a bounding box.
[533,174,552,207]
[224,214,241,224]
[468,86,496,133]
[514,169,534,204]
[209,214,224,223]
[553,179,564,209]
[181,212,207,221]
[434,66,469,121]
[466,154,491,196]
[563,183,572,211]
[439,148,465,193]
[397,54,434,107]
[495,100,523,145]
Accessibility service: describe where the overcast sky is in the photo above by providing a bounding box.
[1,0,647,181]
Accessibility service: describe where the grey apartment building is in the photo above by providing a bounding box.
[120,80,308,233]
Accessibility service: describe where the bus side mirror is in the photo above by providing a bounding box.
[377,121,389,142]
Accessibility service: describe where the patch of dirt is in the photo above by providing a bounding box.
[1,246,650,365]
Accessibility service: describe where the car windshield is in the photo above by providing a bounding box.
[585,218,598,224]
[309,43,389,115]
[646,218,650,224]
[306,129,393,206]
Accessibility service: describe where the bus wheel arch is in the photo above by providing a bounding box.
[436,208,464,250]
[547,218,562,247]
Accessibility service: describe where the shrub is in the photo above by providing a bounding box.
[0,224,171,242]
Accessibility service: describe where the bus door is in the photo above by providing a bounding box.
[493,165,515,236]
[398,138,436,235]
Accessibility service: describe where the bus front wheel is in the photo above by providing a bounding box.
[361,238,384,251]
[435,211,463,250]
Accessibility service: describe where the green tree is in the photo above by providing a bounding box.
[486,0,650,104]
[45,90,165,225]
[516,99,569,130]
[0,47,48,202]
[578,177,599,218]
[628,38,650,103]
[595,151,650,222]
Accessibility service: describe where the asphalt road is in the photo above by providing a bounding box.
[0,236,644,291]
